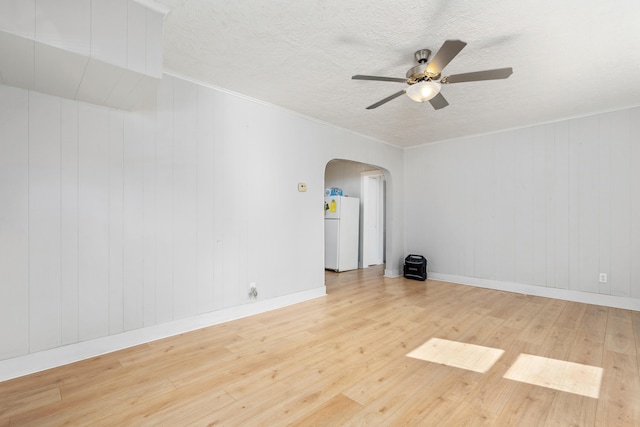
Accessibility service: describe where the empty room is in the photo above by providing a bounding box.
[1,0,639,425]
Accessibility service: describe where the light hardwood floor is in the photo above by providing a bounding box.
[2,266,640,425]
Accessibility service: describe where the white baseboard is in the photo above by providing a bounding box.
[0,287,326,382]
[428,273,640,311]
[384,269,401,278]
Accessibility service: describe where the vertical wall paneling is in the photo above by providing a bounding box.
[243,109,260,294]
[154,78,174,323]
[143,111,157,326]
[404,106,640,303]
[238,121,249,304]
[598,113,612,294]
[211,92,226,311]
[60,98,79,345]
[108,110,124,334]
[0,0,35,39]
[514,128,534,285]
[28,91,62,353]
[145,9,164,77]
[219,96,244,308]
[576,117,600,293]
[471,137,495,279]
[609,110,631,297]
[630,107,640,299]
[0,31,36,91]
[435,144,453,274]
[196,86,216,314]
[126,0,147,75]
[172,79,198,319]
[90,0,128,68]
[33,41,89,102]
[553,120,570,289]
[123,113,145,331]
[77,103,110,341]
[34,0,90,56]
[0,86,29,359]
[461,143,474,276]
[1,73,404,365]
[531,125,547,287]
[245,108,292,298]
[493,132,516,282]
[567,119,581,291]
[543,124,557,287]
[432,145,450,274]
[446,143,464,276]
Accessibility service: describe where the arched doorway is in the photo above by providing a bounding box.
[324,159,388,272]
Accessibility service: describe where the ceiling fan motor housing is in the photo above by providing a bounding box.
[407,49,440,84]
[414,48,431,64]
[407,64,440,83]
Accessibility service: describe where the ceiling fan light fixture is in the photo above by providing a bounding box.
[406,80,441,102]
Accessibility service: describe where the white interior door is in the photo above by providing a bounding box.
[362,173,384,266]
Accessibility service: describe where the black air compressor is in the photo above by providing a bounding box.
[403,254,427,281]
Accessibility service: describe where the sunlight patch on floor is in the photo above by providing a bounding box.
[406,338,504,373]
[503,353,603,398]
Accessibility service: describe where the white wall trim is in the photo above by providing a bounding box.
[163,71,400,150]
[0,286,326,382]
[384,269,401,278]
[405,102,640,150]
[429,273,640,311]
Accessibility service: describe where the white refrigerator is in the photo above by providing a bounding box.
[324,196,360,272]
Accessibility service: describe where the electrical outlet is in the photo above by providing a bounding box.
[249,282,258,299]
[599,273,607,283]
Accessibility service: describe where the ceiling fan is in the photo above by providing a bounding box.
[352,40,513,110]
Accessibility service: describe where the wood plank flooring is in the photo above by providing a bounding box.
[1,266,639,425]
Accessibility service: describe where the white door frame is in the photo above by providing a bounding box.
[360,170,385,268]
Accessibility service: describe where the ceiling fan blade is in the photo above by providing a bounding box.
[429,92,449,110]
[366,90,406,109]
[352,75,407,83]
[443,67,513,83]
[426,40,467,75]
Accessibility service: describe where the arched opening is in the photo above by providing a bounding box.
[323,159,389,276]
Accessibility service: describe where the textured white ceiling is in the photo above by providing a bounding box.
[155,0,640,148]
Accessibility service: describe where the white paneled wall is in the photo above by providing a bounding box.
[405,107,640,303]
[107,110,125,335]
[61,99,80,345]
[0,86,29,360]
[0,0,164,76]
[172,78,199,320]
[28,92,62,353]
[0,0,164,110]
[35,0,91,56]
[0,79,255,358]
[78,103,110,341]
[122,110,144,331]
[154,79,174,324]
[0,1,35,39]
[91,0,128,68]
[195,86,215,315]
[0,75,406,364]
